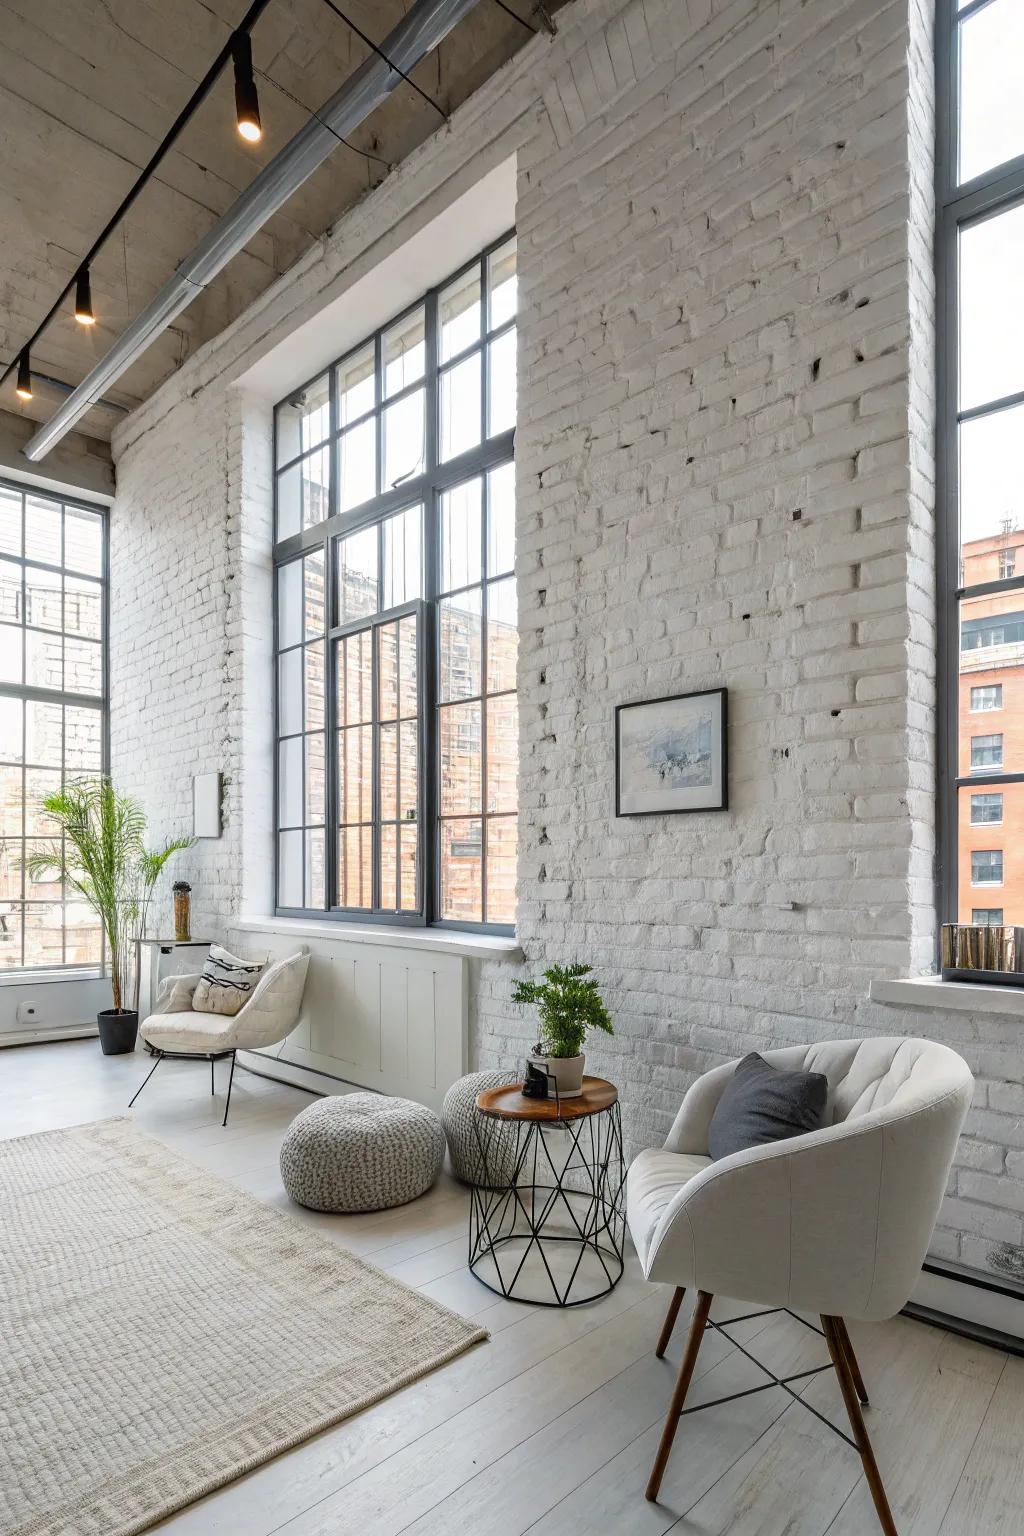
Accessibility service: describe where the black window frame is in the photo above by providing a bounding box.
[936,0,1024,931]
[271,231,518,934]
[0,474,109,974]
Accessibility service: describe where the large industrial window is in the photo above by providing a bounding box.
[272,235,517,930]
[938,1,1024,928]
[0,481,106,970]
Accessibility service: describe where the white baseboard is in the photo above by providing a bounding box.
[907,1261,1024,1351]
[0,1024,99,1048]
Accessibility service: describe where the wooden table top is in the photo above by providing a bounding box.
[475,1076,618,1121]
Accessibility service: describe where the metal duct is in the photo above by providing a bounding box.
[24,0,481,461]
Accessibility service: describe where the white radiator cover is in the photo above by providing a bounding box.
[228,924,468,1113]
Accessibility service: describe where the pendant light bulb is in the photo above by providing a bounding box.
[232,33,262,143]
[16,350,32,401]
[74,267,96,326]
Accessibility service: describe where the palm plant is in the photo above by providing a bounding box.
[24,778,193,1014]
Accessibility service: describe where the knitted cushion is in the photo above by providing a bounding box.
[279,1093,445,1213]
[441,1070,520,1188]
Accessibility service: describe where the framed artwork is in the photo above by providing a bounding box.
[615,687,728,816]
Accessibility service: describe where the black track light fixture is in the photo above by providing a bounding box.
[74,267,96,326]
[232,32,262,143]
[16,350,32,400]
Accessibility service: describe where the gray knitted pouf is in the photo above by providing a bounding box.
[279,1092,445,1213]
[441,1070,520,1187]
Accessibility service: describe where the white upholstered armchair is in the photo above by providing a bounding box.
[626,1037,973,1531]
[129,950,310,1125]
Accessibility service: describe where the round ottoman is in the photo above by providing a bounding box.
[280,1092,445,1213]
[441,1069,519,1188]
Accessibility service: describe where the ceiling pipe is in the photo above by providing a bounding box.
[24,0,480,462]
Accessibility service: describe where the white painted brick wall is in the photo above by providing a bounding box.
[108,0,1024,1284]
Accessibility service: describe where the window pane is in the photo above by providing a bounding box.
[338,418,377,512]
[277,448,330,539]
[383,307,425,397]
[0,557,21,624]
[339,826,373,909]
[971,792,1003,825]
[65,902,101,965]
[24,842,61,899]
[25,769,60,834]
[25,702,61,763]
[305,828,326,909]
[0,907,22,968]
[971,849,1003,884]
[1,841,21,900]
[25,497,61,565]
[64,638,102,697]
[440,817,482,922]
[488,328,516,437]
[380,822,398,911]
[382,505,422,606]
[399,614,417,719]
[440,701,482,814]
[960,205,1024,410]
[304,641,325,731]
[960,597,1023,773]
[400,718,418,823]
[969,733,1003,770]
[399,825,418,911]
[486,578,517,694]
[0,487,21,557]
[278,649,302,735]
[0,765,21,833]
[64,576,102,640]
[960,404,1024,558]
[338,344,375,425]
[970,684,1002,711]
[277,559,303,649]
[487,462,514,577]
[278,830,302,907]
[278,737,303,827]
[338,630,373,725]
[26,631,62,692]
[959,0,1024,185]
[440,588,482,701]
[488,238,517,330]
[380,623,399,723]
[276,373,330,465]
[973,908,1004,925]
[383,389,425,489]
[0,697,22,762]
[304,550,325,638]
[305,732,325,823]
[24,904,63,968]
[380,722,398,822]
[486,694,518,813]
[338,725,373,822]
[441,479,482,594]
[64,508,102,576]
[440,353,481,463]
[486,815,517,924]
[25,566,61,630]
[337,526,378,622]
[64,706,102,771]
[0,624,21,684]
[440,268,481,362]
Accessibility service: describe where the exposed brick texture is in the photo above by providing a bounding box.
[109,0,1024,1281]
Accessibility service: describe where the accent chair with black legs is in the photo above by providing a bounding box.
[626,1037,974,1534]
[130,950,310,1125]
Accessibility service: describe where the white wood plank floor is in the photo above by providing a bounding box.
[2,1038,1017,1536]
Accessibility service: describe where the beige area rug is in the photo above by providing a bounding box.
[0,1117,487,1536]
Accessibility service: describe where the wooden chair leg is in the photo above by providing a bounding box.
[835,1317,869,1405]
[655,1286,686,1359]
[822,1317,898,1536]
[646,1290,713,1503]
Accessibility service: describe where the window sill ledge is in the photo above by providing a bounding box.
[870,974,1024,1017]
[0,966,104,990]
[234,914,522,962]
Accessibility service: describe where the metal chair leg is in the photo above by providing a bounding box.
[222,1050,236,1126]
[128,1052,163,1109]
[646,1290,713,1502]
[822,1317,898,1536]
[211,1056,215,1096]
[656,1286,686,1359]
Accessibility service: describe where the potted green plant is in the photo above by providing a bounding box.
[511,962,614,1098]
[25,778,193,1055]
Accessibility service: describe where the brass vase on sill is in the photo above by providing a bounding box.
[173,881,192,944]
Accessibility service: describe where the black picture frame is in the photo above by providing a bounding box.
[615,687,728,817]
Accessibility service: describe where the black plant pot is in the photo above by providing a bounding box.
[97,1008,139,1056]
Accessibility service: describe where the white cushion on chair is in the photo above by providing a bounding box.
[627,1149,711,1266]
[142,1012,233,1054]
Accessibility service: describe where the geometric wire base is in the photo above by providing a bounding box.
[469,1099,625,1307]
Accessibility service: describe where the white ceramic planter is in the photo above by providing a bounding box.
[528,1051,585,1098]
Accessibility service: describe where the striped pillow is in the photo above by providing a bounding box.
[192,945,266,1017]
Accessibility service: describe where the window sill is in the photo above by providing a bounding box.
[0,966,103,990]
[234,914,522,962]
[870,974,1024,1017]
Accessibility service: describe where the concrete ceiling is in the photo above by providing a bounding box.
[0,0,559,448]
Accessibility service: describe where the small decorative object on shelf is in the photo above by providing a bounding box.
[173,881,192,943]
[521,1059,554,1100]
[941,922,1024,987]
[512,962,614,1099]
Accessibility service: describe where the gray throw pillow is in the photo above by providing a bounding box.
[707,1052,828,1161]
